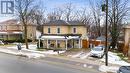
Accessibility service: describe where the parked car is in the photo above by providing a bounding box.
[0,41,4,45]
[117,66,130,73]
[90,45,105,58]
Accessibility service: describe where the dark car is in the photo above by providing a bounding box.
[117,66,130,73]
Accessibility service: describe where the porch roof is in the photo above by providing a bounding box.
[41,34,82,36]
[0,31,23,35]
[40,35,81,40]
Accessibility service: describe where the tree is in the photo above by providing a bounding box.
[47,7,64,21]
[15,0,35,49]
[30,6,46,33]
[64,3,74,21]
[76,7,93,34]
[89,0,103,37]
[53,8,64,20]
[108,0,129,49]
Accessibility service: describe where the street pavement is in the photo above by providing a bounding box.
[0,52,102,73]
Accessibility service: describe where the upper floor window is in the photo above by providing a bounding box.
[48,27,51,34]
[73,27,76,33]
[57,27,60,34]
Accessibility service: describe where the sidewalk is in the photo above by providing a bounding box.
[0,46,120,73]
[0,46,45,59]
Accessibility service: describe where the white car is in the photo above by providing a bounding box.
[90,46,105,58]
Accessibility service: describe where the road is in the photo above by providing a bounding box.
[0,52,101,73]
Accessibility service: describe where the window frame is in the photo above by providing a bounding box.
[48,27,51,34]
[72,27,77,34]
[57,27,60,34]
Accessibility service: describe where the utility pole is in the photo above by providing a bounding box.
[101,0,108,66]
[105,0,108,66]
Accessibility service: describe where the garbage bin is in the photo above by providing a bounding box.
[17,43,22,50]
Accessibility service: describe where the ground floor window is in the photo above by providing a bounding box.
[76,39,79,44]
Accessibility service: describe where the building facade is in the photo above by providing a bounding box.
[0,19,36,41]
[124,25,130,56]
[39,20,88,50]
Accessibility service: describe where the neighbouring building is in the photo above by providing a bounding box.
[0,19,37,41]
[38,20,88,50]
[124,25,130,56]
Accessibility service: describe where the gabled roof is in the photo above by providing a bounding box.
[68,21,84,26]
[44,20,85,26]
[0,19,36,26]
[0,19,19,25]
[45,20,68,26]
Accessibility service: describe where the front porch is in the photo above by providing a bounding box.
[38,34,83,50]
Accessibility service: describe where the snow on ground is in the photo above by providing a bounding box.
[100,52,130,66]
[70,52,90,59]
[7,44,65,55]
[80,52,91,59]
[21,53,45,59]
[71,52,84,58]
[0,48,45,59]
[99,65,120,73]
[8,44,37,50]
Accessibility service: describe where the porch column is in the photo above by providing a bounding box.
[65,39,68,50]
[79,39,81,48]
[72,39,74,48]
[81,39,82,48]
[56,40,57,48]
[38,39,40,48]
[47,39,48,48]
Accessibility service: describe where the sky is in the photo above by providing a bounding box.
[0,0,130,22]
[0,0,90,22]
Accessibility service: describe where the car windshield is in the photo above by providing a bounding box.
[92,47,103,51]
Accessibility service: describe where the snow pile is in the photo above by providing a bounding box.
[99,65,119,73]
[8,44,37,50]
[16,52,45,59]
[0,48,45,59]
[100,52,130,66]
[7,44,65,55]
[24,53,45,59]
[22,44,37,50]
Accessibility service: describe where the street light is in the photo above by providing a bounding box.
[102,0,108,66]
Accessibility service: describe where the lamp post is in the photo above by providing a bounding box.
[102,0,108,66]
